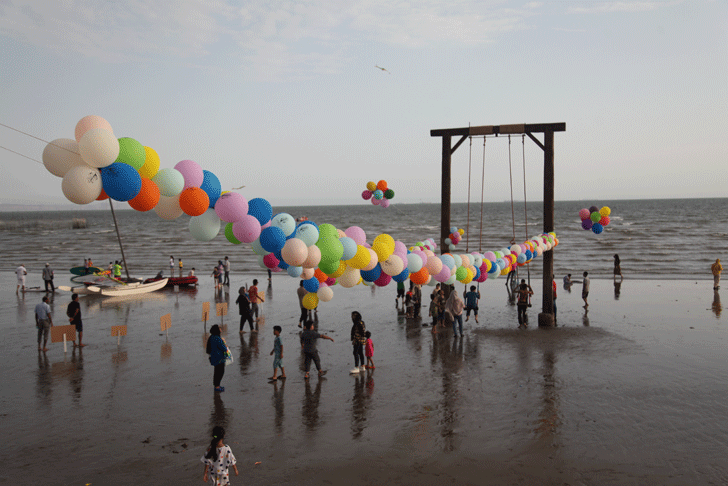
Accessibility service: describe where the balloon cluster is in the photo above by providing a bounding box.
[44,116,562,309]
[443,226,465,251]
[579,205,611,234]
[361,180,394,208]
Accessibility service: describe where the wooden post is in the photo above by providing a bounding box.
[109,199,131,280]
[441,135,451,255]
[538,130,555,328]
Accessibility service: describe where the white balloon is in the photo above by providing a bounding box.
[338,266,361,288]
[406,253,423,273]
[189,209,221,241]
[43,139,86,177]
[154,195,183,220]
[61,166,102,204]
[78,128,119,168]
[381,254,404,277]
[317,286,334,302]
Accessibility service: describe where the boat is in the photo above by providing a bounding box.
[70,266,104,276]
[97,278,168,297]
[142,276,198,287]
[58,285,103,295]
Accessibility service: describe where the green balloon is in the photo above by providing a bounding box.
[225,222,241,244]
[590,211,601,223]
[317,236,344,262]
[318,259,340,275]
[384,189,394,199]
[317,223,338,241]
[115,137,146,170]
[455,266,467,281]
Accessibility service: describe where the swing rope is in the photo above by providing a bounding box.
[465,136,473,253]
[479,136,486,253]
[507,135,517,243]
[522,134,531,286]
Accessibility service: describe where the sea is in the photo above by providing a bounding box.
[0,197,726,282]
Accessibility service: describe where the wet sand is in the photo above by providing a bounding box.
[1,274,726,485]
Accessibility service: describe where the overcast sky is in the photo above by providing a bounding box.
[1,0,726,208]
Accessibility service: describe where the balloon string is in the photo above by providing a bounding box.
[0,121,81,157]
[0,145,42,164]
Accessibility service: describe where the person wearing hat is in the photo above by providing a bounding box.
[712,259,722,290]
[42,263,55,293]
[15,264,27,293]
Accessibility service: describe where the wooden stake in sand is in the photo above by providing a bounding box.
[216,303,228,328]
[202,302,210,326]
[160,313,171,337]
[111,325,127,345]
[51,325,76,353]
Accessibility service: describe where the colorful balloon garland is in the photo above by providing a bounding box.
[361,180,394,208]
[44,115,561,309]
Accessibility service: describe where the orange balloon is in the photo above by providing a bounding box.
[179,187,209,216]
[129,178,161,212]
[96,189,109,201]
[376,180,388,191]
[409,267,430,285]
[314,268,328,282]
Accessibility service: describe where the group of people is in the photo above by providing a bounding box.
[234,281,263,332]
[15,263,57,293]
[211,257,232,289]
[425,284,480,336]
[34,293,85,351]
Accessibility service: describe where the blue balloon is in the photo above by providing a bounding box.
[450,226,458,234]
[392,267,410,282]
[525,250,533,260]
[248,198,273,225]
[592,223,604,234]
[303,277,319,293]
[259,226,286,253]
[339,237,357,260]
[440,254,455,270]
[287,266,303,278]
[100,163,142,201]
[473,267,480,280]
[360,263,382,282]
[277,260,289,270]
[200,170,221,208]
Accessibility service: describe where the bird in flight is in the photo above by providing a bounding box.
[375,65,390,74]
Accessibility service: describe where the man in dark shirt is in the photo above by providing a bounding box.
[299,320,334,379]
[67,293,85,347]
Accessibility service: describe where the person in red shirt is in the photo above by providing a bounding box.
[249,279,260,321]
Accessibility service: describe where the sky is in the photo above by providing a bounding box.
[0,0,726,208]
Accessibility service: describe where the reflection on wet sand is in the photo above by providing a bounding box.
[350,372,373,439]
[712,290,721,317]
[210,392,232,432]
[161,341,172,360]
[238,332,258,375]
[36,352,52,408]
[302,378,322,432]
[582,309,590,327]
[614,279,622,300]
[534,349,560,443]
[271,379,285,434]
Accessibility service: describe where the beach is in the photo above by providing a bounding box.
[1,272,726,485]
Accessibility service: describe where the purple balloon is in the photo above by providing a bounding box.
[174,159,204,189]
[581,219,593,230]
[214,192,248,223]
[232,215,261,243]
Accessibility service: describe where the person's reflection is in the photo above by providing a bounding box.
[271,379,285,434]
[712,290,722,317]
[36,352,52,407]
[302,378,322,432]
[582,309,590,327]
[238,333,253,375]
[210,392,230,430]
[614,279,622,300]
[69,346,84,404]
[350,373,368,439]
[506,285,516,305]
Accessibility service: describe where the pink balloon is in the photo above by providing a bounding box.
[75,115,113,142]
[374,272,392,287]
[214,192,248,222]
[371,197,380,205]
[362,190,372,200]
[345,226,366,245]
[263,253,279,269]
[579,208,590,220]
[325,277,336,286]
[232,215,261,243]
[435,265,451,283]
[483,251,497,262]
[413,249,428,266]
[174,160,204,189]
[380,198,390,208]
[394,240,407,257]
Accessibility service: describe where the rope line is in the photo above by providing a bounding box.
[465,136,473,253]
[507,135,516,242]
[0,145,42,164]
[522,134,530,286]
[478,136,486,252]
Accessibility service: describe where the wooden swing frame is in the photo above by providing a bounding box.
[430,122,566,328]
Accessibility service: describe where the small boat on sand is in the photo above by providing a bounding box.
[142,276,198,287]
[58,279,168,297]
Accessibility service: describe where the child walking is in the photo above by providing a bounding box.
[201,425,238,485]
[269,325,286,381]
[365,331,375,369]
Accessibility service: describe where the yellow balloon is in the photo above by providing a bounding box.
[463,267,474,284]
[139,146,160,179]
[327,260,347,278]
[372,233,395,262]
[458,228,464,236]
[346,245,371,269]
[302,292,319,310]
[484,260,492,272]
[500,267,509,276]
[600,206,611,217]
[366,181,376,192]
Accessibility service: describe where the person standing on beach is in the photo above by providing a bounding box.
[582,271,591,308]
[206,325,230,392]
[83,258,90,275]
[249,279,260,320]
[464,285,480,323]
[169,255,175,277]
[16,263,27,293]
[297,280,308,328]
[178,258,183,276]
[112,261,122,279]
[35,295,53,351]
[614,254,622,279]
[66,293,85,347]
[235,287,254,333]
[396,280,405,306]
[223,257,231,286]
[42,263,55,293]
[350,311,366,374]
[269,325,285,381]
[211,266,221,290]
[412,284,422,318]
[516,280,533,328]
[364,331,375,369]
[445,289,465,336]
[300,319,334,380]
[712,259,722,290]
[201,425,238,485]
